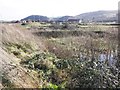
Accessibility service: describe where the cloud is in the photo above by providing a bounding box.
[0,0,119,20]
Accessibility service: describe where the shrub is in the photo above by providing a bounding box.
[54,60,68,69]
[2,73,15,88]
[66,60,119,88]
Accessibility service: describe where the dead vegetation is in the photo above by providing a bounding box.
[0,23,119,88]
[0,23,46,88]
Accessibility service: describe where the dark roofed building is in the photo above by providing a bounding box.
[67,19,80,23]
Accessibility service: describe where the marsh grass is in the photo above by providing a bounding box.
[18,24,119,88]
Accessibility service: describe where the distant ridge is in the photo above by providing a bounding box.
[21,10,117,22]
[21,15,49,21]
[75,10,117,22]
[52,16,73,22]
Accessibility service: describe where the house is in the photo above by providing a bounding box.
[67,19,80,23]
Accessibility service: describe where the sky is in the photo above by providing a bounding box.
[0,0,119,21]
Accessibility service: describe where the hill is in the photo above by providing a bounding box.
[21,15,49,21]
[52,16,73,22]
[21,10,117,23]
[75,10,117,22]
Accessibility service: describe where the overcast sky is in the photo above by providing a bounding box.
[0,0,119,21]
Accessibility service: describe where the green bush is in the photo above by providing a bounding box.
[2,73,15,88]
[66,60,119,88]
[54,60,68,69]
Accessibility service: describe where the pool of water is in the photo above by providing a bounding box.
[79,51,117,67]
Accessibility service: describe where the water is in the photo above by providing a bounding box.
[99,53,117,66]
[79,52,117,66]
